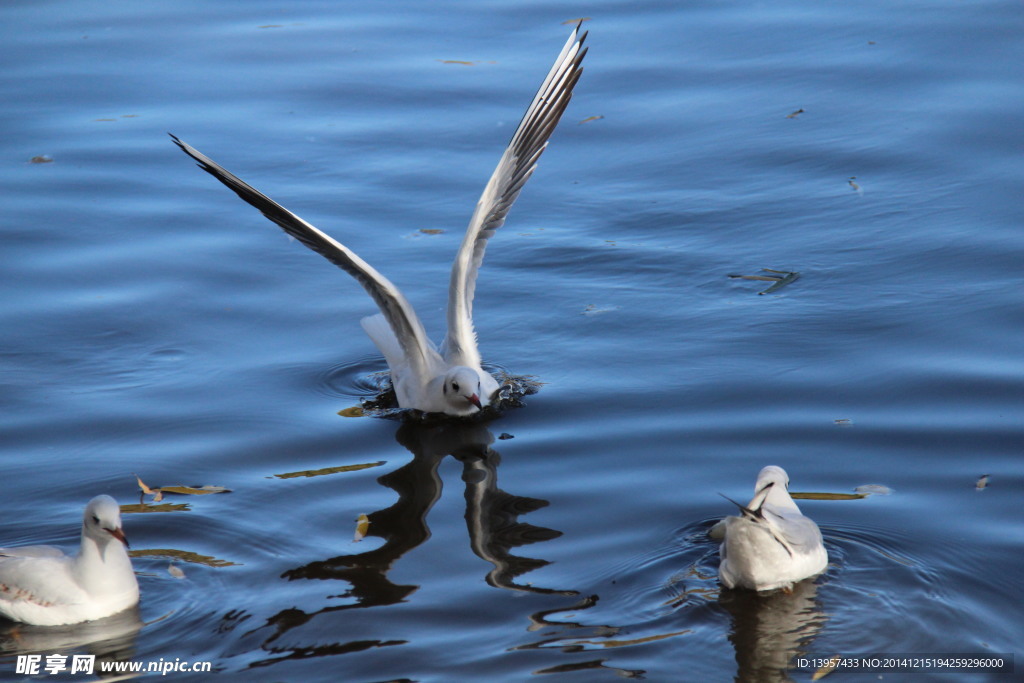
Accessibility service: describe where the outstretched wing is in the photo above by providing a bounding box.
[444,25,588,367]
[170,134,442,380]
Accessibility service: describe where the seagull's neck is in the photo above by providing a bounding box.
[73,532,134,596]
[764,489,801,513]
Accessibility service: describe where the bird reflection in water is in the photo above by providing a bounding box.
[232,420,574,667]
[719,578,828,683]
[0,606,142,671]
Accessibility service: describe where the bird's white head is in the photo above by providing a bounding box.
[83,495,129,549]
[754,466,800,511]
[442,366,486,415]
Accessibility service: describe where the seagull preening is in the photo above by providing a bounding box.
[0,495,139,626]
[171,26,588,417]
[714,466,828,592]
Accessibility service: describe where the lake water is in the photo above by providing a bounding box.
[2,0,1021,681]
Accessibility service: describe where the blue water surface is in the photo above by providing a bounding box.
[2,0,1021,681]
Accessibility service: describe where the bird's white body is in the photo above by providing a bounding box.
[0,496,138,626]
[172,26,588,417]
[716,466,828,592]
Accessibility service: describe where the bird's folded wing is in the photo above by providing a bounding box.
[0,556,83,605]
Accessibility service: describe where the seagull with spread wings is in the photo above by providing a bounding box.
[171,26,587,417]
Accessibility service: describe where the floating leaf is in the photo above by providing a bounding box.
[976,474,990,490]
[582,303,620,316]
[786,108,805,119]
[834,418,853,425]
[158,485,231,495]
[135,474,158,496]
[120,502,190,514]
[728,274,778,282]
[130,548,239,567]
[354,514,370,542]
[578,115,604,124]
[168,564,185,579]
[419,228,444,235]
[29,155,53,164]
[272,461,385,480]
[791,491,867,501]
[338,406,364,417]
[812,655,842,680]
[760,271,799,294]
[728,269,800,294]
[854,484,893,496]
[848,177,861,191]
[562,17,592,24]
[437,59,476,66]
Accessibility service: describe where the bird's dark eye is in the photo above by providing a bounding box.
[91,515,100,524]
[452,382,460,392]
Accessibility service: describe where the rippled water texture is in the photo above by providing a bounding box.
[2,0,1021,681]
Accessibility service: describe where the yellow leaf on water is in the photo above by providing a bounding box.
[812,655,842,680]
[130,548,239,567]
[579,115,604,124]
[168,564,185,579]
[437,59,475,66]
[338,406,364,417]
[354,514,370,542]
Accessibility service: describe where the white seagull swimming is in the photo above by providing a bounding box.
[714,466,828,592]
[0,495,139,626]
[171,26,588,417]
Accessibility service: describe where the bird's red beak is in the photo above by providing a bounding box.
[106,527,130,548]
[468,393,482,410]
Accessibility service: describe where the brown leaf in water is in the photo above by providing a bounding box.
[272,461,385,480]
[338,406,364,417]
[130,548,239,567]
[158,485,231,495]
